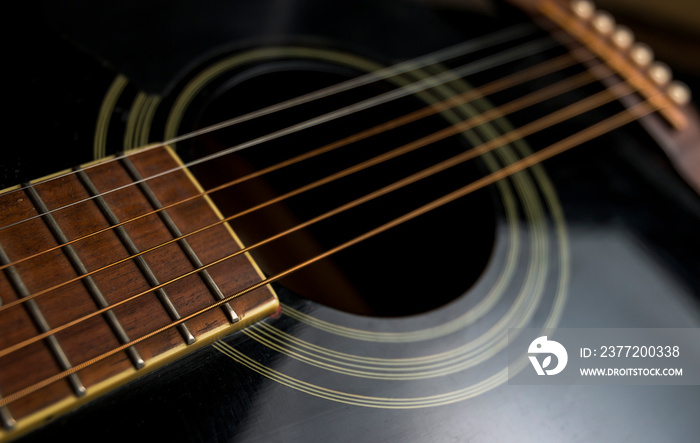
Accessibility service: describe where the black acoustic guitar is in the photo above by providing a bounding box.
[2,0,700,441]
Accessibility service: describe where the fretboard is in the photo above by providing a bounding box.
[0,146,278,440]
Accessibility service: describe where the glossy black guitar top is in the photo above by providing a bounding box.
[4,0,700,441]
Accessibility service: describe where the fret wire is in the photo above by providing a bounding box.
[0,222,87,398]
[120,157,240,324]
[0,391,16,431]
[75,169,197,346]
[25,177,146,370]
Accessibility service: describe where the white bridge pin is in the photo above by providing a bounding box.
[649,61,672,86]
[668,81,692,106]
[572,0,595,20]
[592,11,615,35]
[612,25,634,49]
[630,42,654,67]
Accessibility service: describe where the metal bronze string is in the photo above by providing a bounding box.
[0,94,666,409]
[3,24,538,199]
[0,70,655,356]
[0,32,566,235]
[0,52,600,314]
[0,48,594,278]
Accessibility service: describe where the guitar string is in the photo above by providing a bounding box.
[0,56,601,314]
[0,96,665,409]
[0,48,594,277]
[0,21,668,402]
[0,67,648,358]
[0,31,567,234]
[4,24,537,196]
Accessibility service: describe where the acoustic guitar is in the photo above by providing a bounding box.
[2,0,700,441]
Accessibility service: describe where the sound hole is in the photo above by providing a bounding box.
[186,57,497,317]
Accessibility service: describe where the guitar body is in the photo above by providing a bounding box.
[5,0,700,441]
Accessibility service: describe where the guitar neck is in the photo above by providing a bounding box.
[0,146,278,438]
